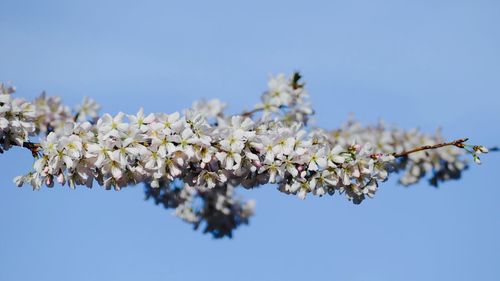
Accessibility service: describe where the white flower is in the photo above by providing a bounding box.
[196,171,227,188]
[272,137,295,156]
[327,145,345,167]
[41,133,59,157]
[61,135,83,159]
[219,129,246,153]
[192,99,226,118]
[473,145,489,154]
[97,113,129,139]
[170,128,197,158]
[277,153,300,177]
[216,150,242,170]
[75,97,100,122]
[259,158,283,183]
[264,74,294,107]
[128,108,155,132]
[306,148,327,171]
[86,141,109,168]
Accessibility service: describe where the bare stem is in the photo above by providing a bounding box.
[392,138,469,158]
[241,107,265,117]
[241,105,288,117]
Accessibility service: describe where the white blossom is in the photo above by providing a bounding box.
[75,97,100,122]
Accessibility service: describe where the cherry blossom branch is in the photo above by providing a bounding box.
[2,73,493,238]
[15,136,477,163]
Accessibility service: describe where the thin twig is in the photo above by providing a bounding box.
[241,105,288,117]
[241,107,265,117]
[392,138,468,158]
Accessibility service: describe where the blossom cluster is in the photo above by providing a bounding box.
[145,181,255,238]
[256,72,314,124]
[1,73,490,237]
[14,107,395,203]
[328,120,468,187]
[32,92,100,135]
[0,83,36,153]
[0,83,100,154]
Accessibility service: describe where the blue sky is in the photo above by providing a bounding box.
[1,0,499,280]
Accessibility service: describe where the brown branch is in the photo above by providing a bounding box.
[241,105,288,117]
[21,141,41,158]
[392,138,468,158]
[73,112,80,122]
[241,107,265,117]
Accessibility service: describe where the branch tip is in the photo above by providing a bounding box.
[392,138,469,158]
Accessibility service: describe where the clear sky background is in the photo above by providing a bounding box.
[1,1,499,280]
